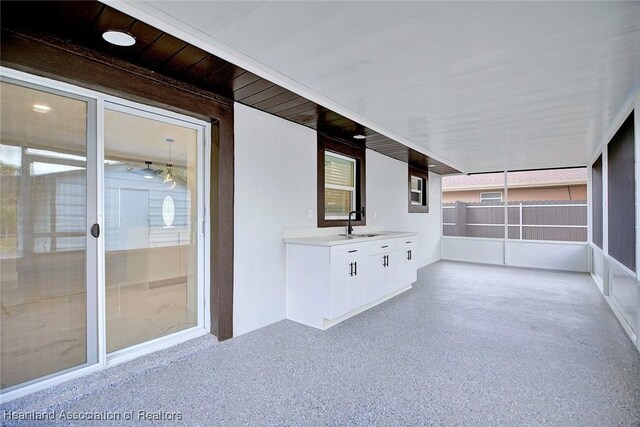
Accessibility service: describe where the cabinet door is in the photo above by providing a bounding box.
[330,256,360,319]
[401,241,418,285]
[364,254,384,301]
[366,251,397,298]
[381,251,399,295]
[347,259,366,310]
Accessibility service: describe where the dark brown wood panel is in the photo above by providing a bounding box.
[231,71,262,91]
[266,97,311,114]
[286,112,320,127]
[140,33,188,67]
[182,55,228,81]
[93,6,136,33]
[234,79,276,100]
[124,21,164,56]
[251,91,301,110]
[210,119,235,342]
[163,45,209,75]
[238,85,289,105]
[200,64,245,96]
[277,101,318,118]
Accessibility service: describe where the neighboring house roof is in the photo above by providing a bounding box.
[443,168,587,191]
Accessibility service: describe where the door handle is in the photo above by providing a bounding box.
[354,261,357,276]
[90,223,100,238]
[381,245,389,248]
[349,262,353,276]
[407,250,411,260]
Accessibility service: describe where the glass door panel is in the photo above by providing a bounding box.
[0,81,95,389]
[104,107,199,353]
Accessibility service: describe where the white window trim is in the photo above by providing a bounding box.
[325,150,357,220]
[480,191,503,202]
[411,175,424,206]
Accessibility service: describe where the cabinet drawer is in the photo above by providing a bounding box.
[331,244,364,260]
[367,239,397,255]
[399,237,417,247]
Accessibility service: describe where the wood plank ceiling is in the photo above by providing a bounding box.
[0,0,460,174]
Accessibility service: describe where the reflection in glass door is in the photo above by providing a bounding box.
[104,106,201,353]
[0,81,97,389]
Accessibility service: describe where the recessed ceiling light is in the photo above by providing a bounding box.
[102,31,136,47]
[353,134,366,140]
[32,104,51,113]
[428,164,437,168]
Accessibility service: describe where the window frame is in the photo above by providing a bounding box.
[324,151,357,220]
[317,134,366,227]
[480,191,503,202]
[408,166,429,213]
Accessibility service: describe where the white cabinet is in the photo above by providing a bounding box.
[330,249,364,318]
[286,233,418,330]
[399,238,418,285]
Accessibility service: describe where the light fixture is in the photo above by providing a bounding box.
[164,138,176,189]
[32,104,51,113]
[143,161,154,179]
[164,164,176,189]
[428,164,437,168]
[102,31,136,47]
[353,134,366,140]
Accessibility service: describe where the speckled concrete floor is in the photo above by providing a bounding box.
[3,261,640,426]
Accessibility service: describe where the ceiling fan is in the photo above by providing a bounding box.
[128,161,163,180]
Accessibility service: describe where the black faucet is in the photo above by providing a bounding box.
[347,207,366,235]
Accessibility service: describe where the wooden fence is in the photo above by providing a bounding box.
[442,200,587,242]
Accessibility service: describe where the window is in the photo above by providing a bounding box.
[317,134,366,227]
[408,166,429,213]
[411,177,423,205]
[324,151,356,219]
[480,191,502,202]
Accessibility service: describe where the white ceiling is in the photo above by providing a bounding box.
[117,1,640,173]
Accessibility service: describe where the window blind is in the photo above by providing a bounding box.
[325,152,356,217]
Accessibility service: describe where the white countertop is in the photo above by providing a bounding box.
[283,231,417,247]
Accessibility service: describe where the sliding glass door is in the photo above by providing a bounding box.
[0,80,98,389]
[104,105,201,353]
[0,70,208,396]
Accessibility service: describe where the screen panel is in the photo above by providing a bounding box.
[591,155,603,249]
[607,111,635,271]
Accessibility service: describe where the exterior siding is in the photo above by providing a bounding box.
[443,184,587,203]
